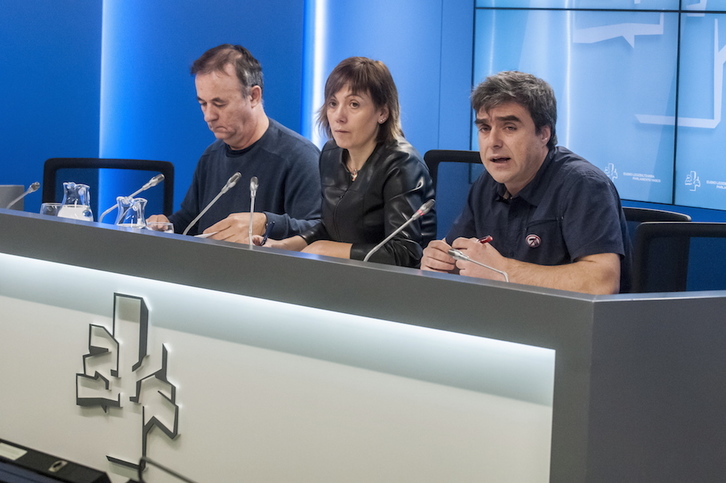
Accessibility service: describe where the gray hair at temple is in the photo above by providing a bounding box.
[191,44,264,97]
[471,71,558,149]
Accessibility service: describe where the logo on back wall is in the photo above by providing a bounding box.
[686,170,701,191]
[75,293,180,473]
[605,163,618,181]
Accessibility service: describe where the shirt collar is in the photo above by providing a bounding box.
[494,147,556,206]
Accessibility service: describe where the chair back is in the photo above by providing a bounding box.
[624,206,691,236]
[631,221,726,293]
[423,150,482,239]
[42,158,174,221]
[624,207,691,293]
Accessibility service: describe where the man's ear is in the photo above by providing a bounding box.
[249,85,263,107]
[539,125,551,145]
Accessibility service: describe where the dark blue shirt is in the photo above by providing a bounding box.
[446,146,632,292]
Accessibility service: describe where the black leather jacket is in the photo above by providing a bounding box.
[300,138,436,267]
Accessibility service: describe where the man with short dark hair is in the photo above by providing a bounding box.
[422,71,631,294]
[148,44,320,242]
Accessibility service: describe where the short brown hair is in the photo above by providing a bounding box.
[471,71,558,149]
[191,44,264,97]
[318,57,402,144]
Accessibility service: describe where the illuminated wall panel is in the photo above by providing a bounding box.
[674,12,726,209]
[473,1,726,210]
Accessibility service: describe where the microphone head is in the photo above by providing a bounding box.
[227,172,242,188]
[411,199,435,220]
[139,174,165,192]
[420,199,435,214]
[28,182,40,193]
[447,248,468,261]
[148,174,165,186]
[250,176,259,194]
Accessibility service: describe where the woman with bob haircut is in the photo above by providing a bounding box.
[259,57,436,267]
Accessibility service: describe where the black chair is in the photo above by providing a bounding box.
[624,206,691,232]
[630,221,726,293]
[423,150,482,238]
[623,207,691,293]
[423,149,481,188]
[42,158,175,221]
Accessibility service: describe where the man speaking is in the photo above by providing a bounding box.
[422,71,631,294]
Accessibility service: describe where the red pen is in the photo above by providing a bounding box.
[478,235,493,244]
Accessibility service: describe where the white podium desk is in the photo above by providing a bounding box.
[1,209,725,482]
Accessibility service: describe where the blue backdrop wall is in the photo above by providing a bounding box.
[0,0,102,207]
[1,0,475,215]
[96,0,310,214]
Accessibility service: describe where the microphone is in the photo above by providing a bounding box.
[250,176,258,199]
[133,173,165,195]
[248,176,258,245]
[363,199,435,262]
[5,182,40,209]
[98,174,165,222]
[182,172,241,236]
[447,248,509,282]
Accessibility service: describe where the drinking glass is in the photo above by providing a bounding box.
[145,221,174,233]
[39,203,63,216]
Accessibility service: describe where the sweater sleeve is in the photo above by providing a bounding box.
[263,154,322,238]
[262,135,322,239]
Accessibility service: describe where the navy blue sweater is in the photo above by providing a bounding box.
[170,119,321,238]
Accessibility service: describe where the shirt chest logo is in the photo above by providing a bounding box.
[526,234,541,248]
